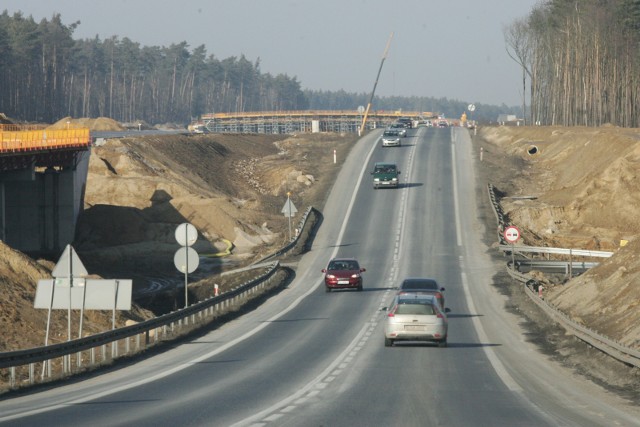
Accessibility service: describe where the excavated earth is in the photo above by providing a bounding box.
[474,125,640,401]
[1,119,639,401]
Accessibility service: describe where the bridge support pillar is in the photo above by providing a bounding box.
[0,150,90,257]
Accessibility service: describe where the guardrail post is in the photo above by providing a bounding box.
[125,337,130,354]
[102,344,106,362]
[46,359,52,378]
[10,367,15,389]
[29,363,35,385]
[91,347,95,365]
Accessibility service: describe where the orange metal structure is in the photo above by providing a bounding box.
[0,128,91,153]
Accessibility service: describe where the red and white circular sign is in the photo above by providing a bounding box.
[503,226,521,243]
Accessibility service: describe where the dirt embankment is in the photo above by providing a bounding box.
[0,120,356,352]
[2,118,640,397]
[476,125,640,349]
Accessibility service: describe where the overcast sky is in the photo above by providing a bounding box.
[3,1,540,106]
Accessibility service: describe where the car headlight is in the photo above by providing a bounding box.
[374,178,380,182]
[326,274,336,279]
[351,273,360,278]
[392,178,398,181]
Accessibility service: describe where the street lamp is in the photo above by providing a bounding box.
[138,123,142,131]
[66,120,70,130]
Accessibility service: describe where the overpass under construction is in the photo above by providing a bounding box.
[0,125,91,256]
[198,110,438,134]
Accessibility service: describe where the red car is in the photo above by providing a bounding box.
[322,258,365,292]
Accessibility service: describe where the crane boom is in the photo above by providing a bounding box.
[359,32,393,135]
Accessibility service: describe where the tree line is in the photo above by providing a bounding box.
[0,11,308,125]
[0,10,517,126]
[505,0,640,127]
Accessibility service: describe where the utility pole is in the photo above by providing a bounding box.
[359,32,393,136]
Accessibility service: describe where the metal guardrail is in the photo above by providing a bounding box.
[0,205,317,391]
[0,262,280,386]
[509,259,599,271]
[506,267,640,368]
[499,244,613,258]
[254,206,315,264]
[489,184,640,368]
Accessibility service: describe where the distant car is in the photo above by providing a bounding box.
[387,123,407,137]
[371,162,400,189]
[397,117,414,129]
[397,277,445,310]
[322,258,365,292]
[381,130,402,147]
[383,294,448,347]
[437,120,449,128]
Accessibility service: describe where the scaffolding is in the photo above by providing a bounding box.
[199,110,436,134]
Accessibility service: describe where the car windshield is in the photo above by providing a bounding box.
[395,302,435,315]
[402,279,438,290]
[375,165,395,173]
[328,261,358,270]
[383,131,398,136]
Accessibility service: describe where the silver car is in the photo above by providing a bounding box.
[381,130,401,147]
[387,123,407,137]
[383,294,448,347]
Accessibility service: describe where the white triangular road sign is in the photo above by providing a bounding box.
[51,244,89,278]
[281,198,298,217]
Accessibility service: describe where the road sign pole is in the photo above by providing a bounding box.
[68,247,72,345]
[184,225,189,307]
[175,223,199,308]
[503,226,521,271]
[41,278,55,379]
[287,196,292,241]
[113,280,119,330]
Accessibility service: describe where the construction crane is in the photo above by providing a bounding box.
[359,32,394,136]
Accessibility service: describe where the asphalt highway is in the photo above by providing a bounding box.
[1,127,639,427]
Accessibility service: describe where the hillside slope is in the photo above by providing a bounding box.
[477,125,640,349]
[0,129,356,351]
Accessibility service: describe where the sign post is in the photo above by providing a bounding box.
[174,223,199,308]
[281,193,298,241]
[503,225,521,270]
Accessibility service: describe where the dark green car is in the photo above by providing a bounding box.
[372,162,400,189]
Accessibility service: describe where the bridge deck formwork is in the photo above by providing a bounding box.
[200,110,431,134]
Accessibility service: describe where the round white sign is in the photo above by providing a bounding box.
[174,247,199,273]
[468,104,476,112]
[175,223,198,247]
[503,226,521,243]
